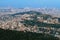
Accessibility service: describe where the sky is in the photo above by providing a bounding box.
[0,0,60,8]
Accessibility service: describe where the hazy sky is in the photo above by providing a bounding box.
[0,0,60,8]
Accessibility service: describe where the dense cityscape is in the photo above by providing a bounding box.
[0,8,60,40]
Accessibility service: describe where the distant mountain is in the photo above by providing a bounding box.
[0,11,43,21]
[10,11,42,16]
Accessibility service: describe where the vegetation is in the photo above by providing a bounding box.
[23,20,60,28]
[0,28,59,40]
